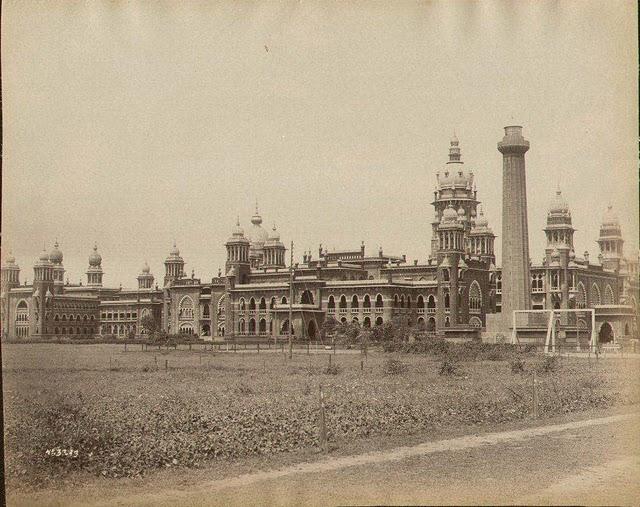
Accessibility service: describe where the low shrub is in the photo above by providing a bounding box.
[439,359,460,376]
[382,358,408,375]
[537,355,560,373]
[323,365,340,375]
[510,357,526,374]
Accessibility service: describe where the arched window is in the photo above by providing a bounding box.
[444,316,450,327]
[375,294,384,308]
[443,269,450,282]
[417,295,425,309]
[179,323,194,334]
[201,324,211,336]
[469,316,482,328]
[339,295,347,309]
[61,315,67,321]
[270,297,276,309]
[259,297,267,310]
[179,296,194,319]
[604,285,615,305]
[363,295,371,308]
[249,298,256,310]
[427,295,436,309]
[259,318,267,335]
[202,304,210,318]
[248,318,256,335]
[576,282,587,309]
[469,281,482,313]
[54,314,59,321]
[217,295,226,318]
[327,295,335,309]
[351,294,359,309]
[300,290,314,305]
[393,294,399,308]
[591,283,601,306]
[444,292,450,309]
[238,318,246,335]
[400,295,405,308]
[375,316,383,326]
[363,316,371,328]
[496,274,502,293]
[407,296,412,309]
[281,296,287,305]
[239,298,246,311]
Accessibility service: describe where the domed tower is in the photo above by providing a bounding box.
[49,241,65,294]
[86,243,104,287]
[247,203,268,268]
[1,251,21,338]
[263,224,286,268]
[468,206,496,265]
[225,218,250,284]
[436,204,466,330]
[430,135,479,260]
[33,249,54,336]
[164,242,185,286]
[543,189,575,310]
[597,205,624,272]
[137,261,154,290]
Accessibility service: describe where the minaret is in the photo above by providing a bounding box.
[498,125,532,327]
[33,249,55,335]
[436,204,465,330]
[86,243,104,287]
[1,251,21,338]
[544,189,574,310]
[49,240,65,294]
[597,205,624,272]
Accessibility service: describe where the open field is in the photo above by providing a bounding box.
[2,343,639,493]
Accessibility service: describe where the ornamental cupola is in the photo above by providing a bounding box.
[86,243,104,287]
[597,205,624,272]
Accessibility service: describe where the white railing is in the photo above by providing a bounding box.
[363,308,371,314]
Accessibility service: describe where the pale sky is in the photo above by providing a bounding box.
[2,1,638,287]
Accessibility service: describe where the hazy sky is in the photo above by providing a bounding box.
[2,1,638,287]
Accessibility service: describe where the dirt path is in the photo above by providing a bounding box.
[13,412,636,507]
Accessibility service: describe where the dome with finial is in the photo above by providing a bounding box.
[247,202,269,247]
[88,243,102,266]
[475,207,489,228]
[548,189,570,215]
[228,217,250,244]
[4,250,17,266]
[170,241,180,257]
[601,205,620,228]
[36,248,51,265]
[267,224,281,244]
[551,247,560,259]
[569,249,576,260]
[437,135,474,191]
[141,261,151,274]
[49,240,63,264]
[457,206,465,217]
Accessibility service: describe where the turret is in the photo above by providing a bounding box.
[86,243,104,287]
[225,218,250,284]
[468,206,496,264]
[597,205,624,272]
[164,241,185,286]
[436,204,465,330]
[137,261,154,289]
[263,224,286,268]
[49,240,65,294]
[33,248,54,335]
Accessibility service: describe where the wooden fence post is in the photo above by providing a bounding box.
[532,371,539,419]
[318,385,328,453]
[165,359,168,371]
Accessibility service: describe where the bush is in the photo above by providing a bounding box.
[537,355,560,373]
[382,358,408,375]
[510,357,526,374]
[439,359,460,376]
[323,364,340,375]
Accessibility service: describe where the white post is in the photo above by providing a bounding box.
[511,311,517,344]
[544,310,553,354]
[590,310,597,353]
[551,313,556,354]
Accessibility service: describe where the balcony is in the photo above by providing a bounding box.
[338,308,348,314]
[426,308,436,314]
[363,308,371,314]
[374,307,383,314]
[351,308,359,314]
[417,308,425,315]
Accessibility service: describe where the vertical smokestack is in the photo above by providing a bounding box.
[498,125,532,328]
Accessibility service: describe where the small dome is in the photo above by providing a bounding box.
[89,243,102,266]
[38,249,50,263]
[601,205,619,227]
[267,224,281,243]
[169,241,180,257]
[5,251,16,265]
[228,218,250,244]
[457,207,465,216]
[549,189,569,215]
[551,247,560,259]
[441,204,458,224]
[475,207,489,228]
[247,204,269,247]
[569,249,576,260]
[49,241,63,264]
[141,261,151,274]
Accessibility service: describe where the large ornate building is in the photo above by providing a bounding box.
[2,134,638,345]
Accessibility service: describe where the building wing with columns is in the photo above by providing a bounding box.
[2,131,638,344]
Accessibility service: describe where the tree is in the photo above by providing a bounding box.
[140,314,158,337]
[320,316,339,342]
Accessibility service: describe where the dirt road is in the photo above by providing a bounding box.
[11,411,639,506]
